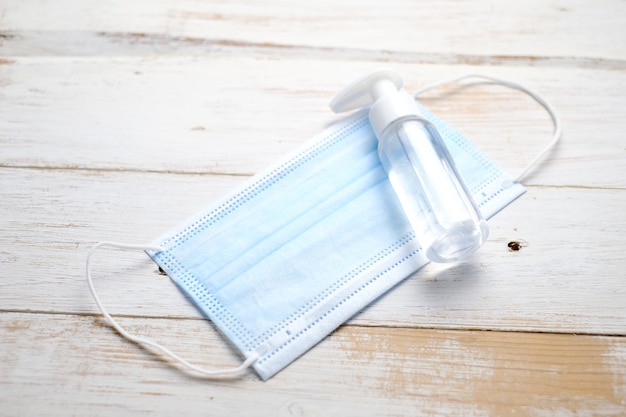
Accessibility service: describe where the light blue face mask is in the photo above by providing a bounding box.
[86,74,560,380]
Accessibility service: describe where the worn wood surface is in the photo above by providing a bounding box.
[2,312,625,416]
[1,1,625,416]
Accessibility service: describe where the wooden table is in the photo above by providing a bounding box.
[2,1,625,415]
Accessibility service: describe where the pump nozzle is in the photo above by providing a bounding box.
[330,69,403,113]
[330,68,421,140]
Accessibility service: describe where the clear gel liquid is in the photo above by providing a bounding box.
[378,118,488,262]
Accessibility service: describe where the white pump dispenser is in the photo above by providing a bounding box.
[330,69,488,263]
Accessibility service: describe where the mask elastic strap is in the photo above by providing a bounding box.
[413,74,562,182]
[85,241,259,378]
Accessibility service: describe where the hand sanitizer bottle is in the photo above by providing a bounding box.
[330,69,488,263]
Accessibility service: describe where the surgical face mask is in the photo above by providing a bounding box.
[86,74,560,380]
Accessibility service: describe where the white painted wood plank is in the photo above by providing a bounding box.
[2,0,625,60]
[1,168,624,334]
[1,57,625,188]
[1,312,624,416]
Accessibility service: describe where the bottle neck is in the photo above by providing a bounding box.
[369,91,422,140]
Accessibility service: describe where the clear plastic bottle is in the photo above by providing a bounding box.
[330,69,488,263]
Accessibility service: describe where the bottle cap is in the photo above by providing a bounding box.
[330,68,421,138]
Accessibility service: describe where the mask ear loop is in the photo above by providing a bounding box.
[86,241,259,378]
[413,74,562,182]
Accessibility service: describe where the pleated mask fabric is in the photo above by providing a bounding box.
[148,105,525,380]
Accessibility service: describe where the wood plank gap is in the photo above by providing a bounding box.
[0,308,211,322]
[3,30,626,70]
[344,323,626,339]
[0,163,254,178]
[3,309,625,338]
[3,165,625,191]
[524,184,626,192]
